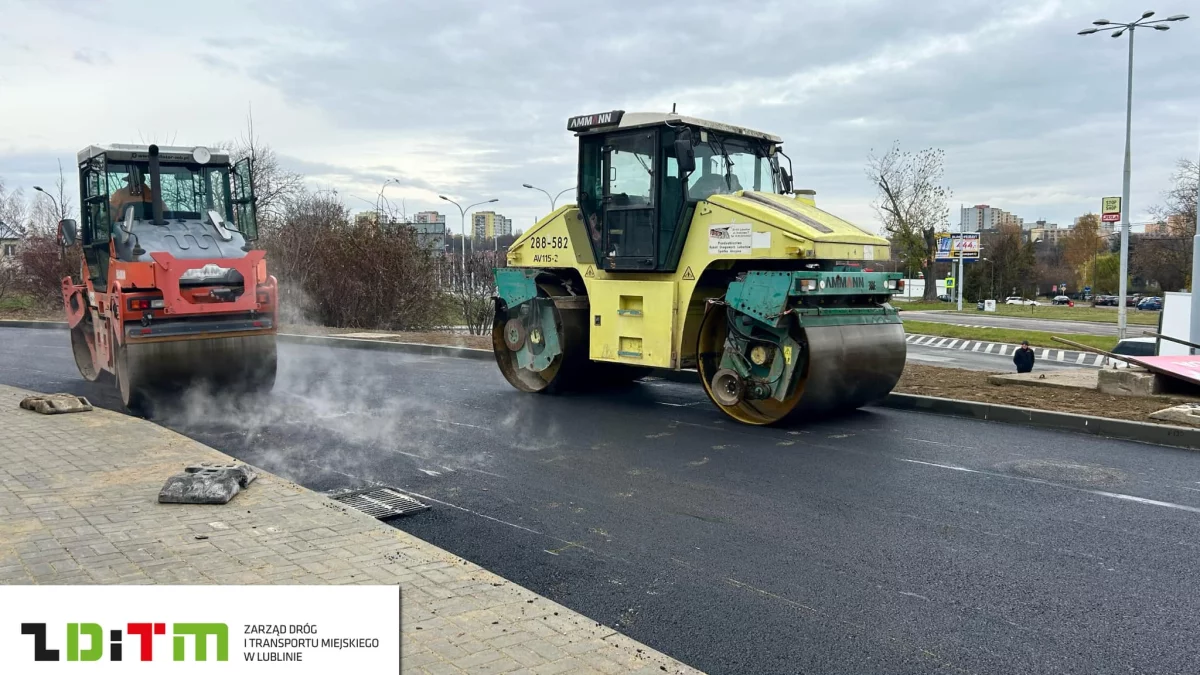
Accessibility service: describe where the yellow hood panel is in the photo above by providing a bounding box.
[709,191,888,246]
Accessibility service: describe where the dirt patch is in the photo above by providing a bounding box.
[896,363,1197,423]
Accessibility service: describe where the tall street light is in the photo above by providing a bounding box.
[522,183,574,212]
[439,195,498,278]
[32,185,63,222]
[377,178,401,220]
[1078,10,1189,338]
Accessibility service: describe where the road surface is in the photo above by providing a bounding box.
[900,309,1131,337]
[4,326,1199,675]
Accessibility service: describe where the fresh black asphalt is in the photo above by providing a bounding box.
[3,326,1199,675]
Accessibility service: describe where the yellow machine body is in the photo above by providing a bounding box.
[491,111,906,425]
[504,192,889,370]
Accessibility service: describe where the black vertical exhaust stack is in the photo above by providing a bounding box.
[148,144,164,225]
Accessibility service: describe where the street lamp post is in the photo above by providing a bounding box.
[376,178,402,224]
[439,195,498,281]
[32,186,63,223]
[1078,10,1189,338]
[522,184,574,213]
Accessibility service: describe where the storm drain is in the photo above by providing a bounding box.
[329,487,430,519]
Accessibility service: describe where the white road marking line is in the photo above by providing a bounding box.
[904,438,977,449]
[959,341,971,350]
[906,335,918,343]
[936,338,950,347]
[1040,348,1050,359]
[435,419,489,430]
[1056,350,1065,362]
[908,354,955,363]
[985,344,997,354]
[947,340,960,349]
[901,459,1200,515]
[402,489,546,535]
[999,345,1009,356]
[1076,353,1086,364]
[973,343,983,352]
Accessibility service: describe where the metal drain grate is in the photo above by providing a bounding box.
[329,487,430,519]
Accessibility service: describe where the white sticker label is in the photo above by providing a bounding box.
[752,231,771,249]
[862,244,875,261]
[115,269,126,280]
[709,223,753,255]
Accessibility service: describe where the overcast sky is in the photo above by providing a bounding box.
[2,0,1197,235]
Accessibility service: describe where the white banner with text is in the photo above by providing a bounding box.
[0,585,401,672]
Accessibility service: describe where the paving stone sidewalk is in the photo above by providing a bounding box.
[0,384,702,675]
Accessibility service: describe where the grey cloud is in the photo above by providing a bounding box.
[72,48,112,66]
[7,0,1199,230]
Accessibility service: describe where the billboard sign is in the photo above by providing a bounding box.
[935,232,980,261]
[1101,196,1121,223]
[1128,355,1200,387]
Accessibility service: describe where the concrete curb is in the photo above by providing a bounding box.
[275,332,494,361]
[5,319,1195,449]
[879,393,1200,451]
[0,319,67,330]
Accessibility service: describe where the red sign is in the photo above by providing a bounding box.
[1101,213,1120,222]
[1128,355,1200,386]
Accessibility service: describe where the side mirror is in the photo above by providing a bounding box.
[674,129,695,175]
[58,219,78,248]
[780,167,793,194]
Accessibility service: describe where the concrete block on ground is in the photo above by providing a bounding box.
[987,368,1098,391]
[1098,367,1165,397]
[1150,403,1200,428]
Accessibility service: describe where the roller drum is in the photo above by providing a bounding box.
[791,322,907,413]
[118,334,277,413]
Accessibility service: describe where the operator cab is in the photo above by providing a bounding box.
[570,110,791,272]
[68,144,257,288]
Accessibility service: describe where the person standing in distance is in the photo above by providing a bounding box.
[1013,340,1035,374]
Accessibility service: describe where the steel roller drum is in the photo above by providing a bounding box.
[791,322,907,413]
[121,334,277,400]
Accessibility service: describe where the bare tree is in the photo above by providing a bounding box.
[867,143,952,302]
[1133,158,1199,291]
[220,108,304,225]
[0,178,29,236]
[444,251,501,335]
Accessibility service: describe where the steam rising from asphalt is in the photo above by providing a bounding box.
[149,332,565,490]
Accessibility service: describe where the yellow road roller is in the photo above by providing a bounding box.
[492,111,906,425]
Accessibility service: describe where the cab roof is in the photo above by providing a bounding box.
[76,144,230,165]
[567,110,782,143]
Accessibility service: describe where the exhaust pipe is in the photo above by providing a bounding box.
[148,144,164,225]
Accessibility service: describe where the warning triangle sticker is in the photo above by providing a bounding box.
[584,266,595,278]
[682,266,695,281]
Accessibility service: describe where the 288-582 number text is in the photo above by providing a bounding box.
[530,236,568,249]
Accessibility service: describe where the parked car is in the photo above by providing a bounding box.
[1005,296,1040,306]
[1111,337,1156,357]
[937,294,952,302]
[1052,295,1071,305]
[1137,297,1162,311]
[1093,295,1116,306]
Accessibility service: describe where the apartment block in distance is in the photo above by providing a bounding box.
[960,204,1024,232]
[472,211,512,240]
